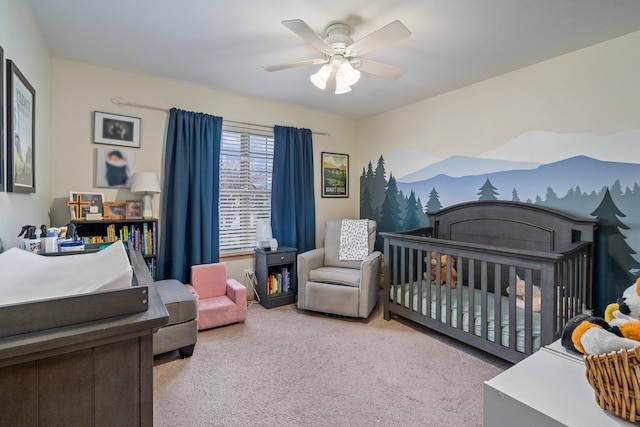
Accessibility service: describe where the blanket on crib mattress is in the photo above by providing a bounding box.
[391,282,541,353]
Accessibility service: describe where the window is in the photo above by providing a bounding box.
[219,123,273,255]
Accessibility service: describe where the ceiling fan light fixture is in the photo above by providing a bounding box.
[338,60,361,86]
[334,73,352,94]
[310,64,332,90]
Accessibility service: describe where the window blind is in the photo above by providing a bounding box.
[219,123,273,254]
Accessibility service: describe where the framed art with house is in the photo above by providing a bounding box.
[321,152,348,198]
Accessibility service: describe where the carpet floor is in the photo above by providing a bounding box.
[153,298,512,426]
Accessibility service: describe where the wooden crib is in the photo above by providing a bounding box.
[381,201,597,363]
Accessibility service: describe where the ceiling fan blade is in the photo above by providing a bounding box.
[282,19,332,53]
[357,58,407,80]
[263,58,328,72]
[349,20,411,56]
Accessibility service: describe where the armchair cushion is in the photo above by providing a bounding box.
[309,267,361,287]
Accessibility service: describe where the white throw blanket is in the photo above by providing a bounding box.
[339,219,369,261]
[0,240,133,306]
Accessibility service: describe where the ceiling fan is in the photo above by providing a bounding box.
[264,19,411,94]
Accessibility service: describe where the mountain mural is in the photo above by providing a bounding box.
[399,155,541,183]
[397,155,640,209]
[361,153,640,316]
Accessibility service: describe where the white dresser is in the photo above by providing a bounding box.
[483,340,637,426]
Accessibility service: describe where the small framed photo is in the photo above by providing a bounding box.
[93,111,141,148]
[68,192,105,220]
[321,152,349,198]
[104,201,127,220]
[126,200,142,219]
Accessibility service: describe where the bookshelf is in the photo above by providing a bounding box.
[254,247,297,309]
[71,218,158,279]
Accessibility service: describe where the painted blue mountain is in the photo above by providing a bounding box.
[397,155,640,209]
[398,155,541,182]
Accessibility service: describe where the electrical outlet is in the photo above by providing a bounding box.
[244,269,254,277]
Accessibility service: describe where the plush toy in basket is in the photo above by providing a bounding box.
[562,278,640,356]
[561,278,640,425]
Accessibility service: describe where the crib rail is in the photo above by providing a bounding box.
[381,230,593,363]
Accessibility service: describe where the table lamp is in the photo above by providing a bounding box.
[130,172,161,219]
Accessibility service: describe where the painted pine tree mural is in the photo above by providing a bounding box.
[591,188,640,314]
[403,190,422,230]
[426,187,443,213]
[477,178,499,200]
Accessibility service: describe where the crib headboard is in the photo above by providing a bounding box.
[428,200,597,251]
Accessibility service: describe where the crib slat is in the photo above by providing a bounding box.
[493,264,503,349]
[481,261,488,341]
[508,267,517,353]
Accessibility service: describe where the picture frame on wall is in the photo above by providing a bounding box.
[95,147,134,188]
[0,45,4,192]
[93,111,141,148]
[321,152,349,198]
[68,191,104,220]
[6,60,36,193]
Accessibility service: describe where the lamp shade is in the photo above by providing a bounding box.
[334,72,352,94]
[130,172,161,219]
[310,64,332,90]
[338,60,361,86]
[130,172,161,195]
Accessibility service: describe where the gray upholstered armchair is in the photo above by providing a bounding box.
[297,219,381,318]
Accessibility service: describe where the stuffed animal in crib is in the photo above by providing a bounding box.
[506,275,541,312]
[562,277,640,355]
[423,253,457,288]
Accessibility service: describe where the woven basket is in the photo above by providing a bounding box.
[584,347,640,425]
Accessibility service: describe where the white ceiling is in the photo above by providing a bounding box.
[26,0,640,119]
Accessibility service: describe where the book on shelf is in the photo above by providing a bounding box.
[267,267,290,295]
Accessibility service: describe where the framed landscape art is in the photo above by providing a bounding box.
[321,152,349,198]
[6,60,35,193]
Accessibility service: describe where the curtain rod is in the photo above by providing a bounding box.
[110,98,330,137]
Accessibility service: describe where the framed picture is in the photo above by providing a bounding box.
[104,201,127,220]
[6,60,35,193]
[0,45,4,192]
[126,200,142,219]
[95,147,134,188]
[68,192,104,220]
[93,111,141,148]
[321,152,349,198]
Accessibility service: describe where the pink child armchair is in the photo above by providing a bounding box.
[187,262,247,330]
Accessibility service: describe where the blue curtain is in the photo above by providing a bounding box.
[271,125,316,253]
[158,108,222,283]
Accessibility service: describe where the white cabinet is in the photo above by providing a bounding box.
[483,340,636,427]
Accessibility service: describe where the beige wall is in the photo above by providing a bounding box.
[4,3,639,285]
[0,0,53,251]
[50,58,360,280]
[358,31,640,177]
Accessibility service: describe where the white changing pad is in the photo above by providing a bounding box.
[0,241,133,306]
